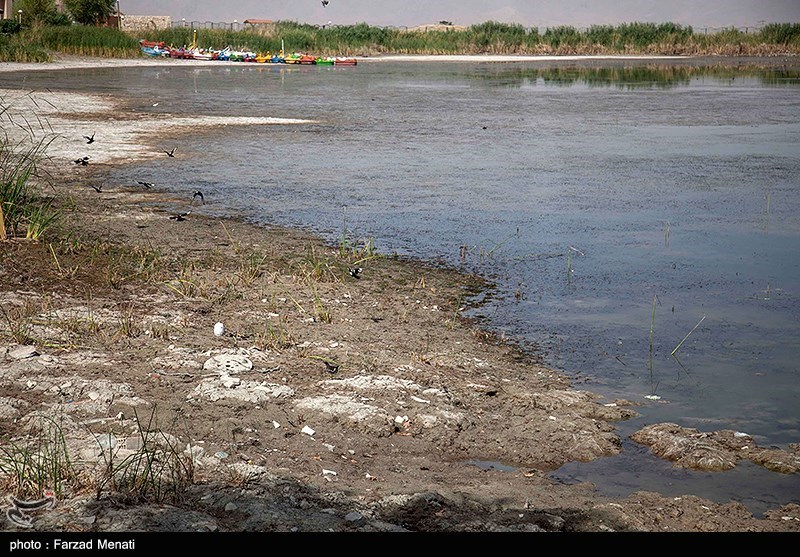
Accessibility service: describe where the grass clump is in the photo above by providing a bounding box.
[0,96,59,241]
[0,415,78,499]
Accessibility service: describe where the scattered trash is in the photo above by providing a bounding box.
[734,431,750,438]
[214,451,229,459]
[644,394,661,401]
[410,396,430,404]
[272,421,281,429]
[301,425,315,437]
[394,415,409,425]
[214,322,225,336]
[322,469,337,476]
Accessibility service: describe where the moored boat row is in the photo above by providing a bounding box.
[139,40,357,65]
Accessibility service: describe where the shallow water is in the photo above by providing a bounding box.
[5,56,800,516]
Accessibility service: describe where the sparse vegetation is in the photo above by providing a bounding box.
[92,408,194,504]
[0,415,78,499]
[0,99,59,241]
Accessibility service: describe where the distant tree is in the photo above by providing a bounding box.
[63,0,116,25]
[45,12,73,26]
[15,0,58,25]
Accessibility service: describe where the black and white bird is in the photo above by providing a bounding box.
[83,133,95,144]
[348,267,362,279]
[169,211,191,221]
[323,360,339,374]
[164,148,176,157]
[321,0,329,6]
[73,156,90,166]
[90,184,103,193]
[137,180,154,189]
[192,190,205,205]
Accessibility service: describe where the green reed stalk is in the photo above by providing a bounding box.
[671,315,706,356]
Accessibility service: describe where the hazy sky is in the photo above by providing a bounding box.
[118,0,799,29]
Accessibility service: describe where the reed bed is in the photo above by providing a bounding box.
[2,20,799,62]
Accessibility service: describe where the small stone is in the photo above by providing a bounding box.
[214,322,225,336]
[272,421,280,429]
[301,425,315,436]
[215,451,229,459]
[224,502,237,512]
[322,469,337,476]
[88,391,100,401]
[344,511,363,523]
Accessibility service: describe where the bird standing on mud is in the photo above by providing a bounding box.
[192,191,205,205]
[73,156,90,166]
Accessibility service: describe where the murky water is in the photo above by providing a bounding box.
[5,56,800,516]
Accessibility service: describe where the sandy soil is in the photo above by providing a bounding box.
[0,57,799,533]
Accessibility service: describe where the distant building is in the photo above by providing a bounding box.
[120,14,173,32]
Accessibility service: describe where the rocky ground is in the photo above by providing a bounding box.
[0,69,799,533]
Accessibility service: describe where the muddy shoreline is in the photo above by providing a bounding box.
[0,58,798,532]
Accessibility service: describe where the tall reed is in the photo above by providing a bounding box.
[0,100,59,241]
[4,20,799,62]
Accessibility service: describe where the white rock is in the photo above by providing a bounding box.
[224,502,238,512]
[322,469,337,476]
[301,425,315,436]
[203,354,253,374]
[214,322,225,336]
[9,345,38,360]
[220,375,241,389]
[272,421,280,429]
